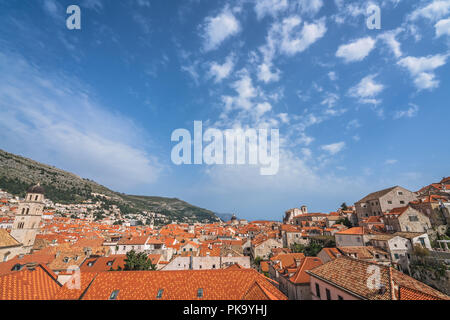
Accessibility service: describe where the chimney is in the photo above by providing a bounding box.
[84,247,92,257]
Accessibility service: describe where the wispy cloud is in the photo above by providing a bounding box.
[321,142,346,155]
[349,74,385,105]
[0,50,161,190]
[201,7,241,51]
[336,37,377,63]
[394,104,419,119]
[397,54,448,90]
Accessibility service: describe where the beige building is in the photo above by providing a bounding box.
[251,237,283,260]
[0,184,45,261]
[280,225,308,248]
[355,186,417,223]
[335,227,377,247]
[0,229,23,262]
[10,184,45,252]
[162,255,250,270]
[307,257,450,300]
[283,206,307,224]
[383,206,431,233]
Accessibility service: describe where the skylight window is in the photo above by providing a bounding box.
[156,289,164,299]
[197,288,203,299]
[109,290,120,300]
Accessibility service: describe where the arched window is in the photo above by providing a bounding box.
[26,208,30,215]
[35,195,39,201]
[21,208,25,214]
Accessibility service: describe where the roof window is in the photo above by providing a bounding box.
[109,290,120,300]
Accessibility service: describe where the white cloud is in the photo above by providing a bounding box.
[42,0,64,22]
[378,30,402,58]
[279,17,327,56]
[349,74,385,104]
[394,104,419,119]
[346,119,361,130]
[295,0,324,15]
[136,0,151,7]
[255,15,325,84]
[336,37,377,63]
[328,71,337,81]
[254,0,323,20]
[397,54,448,90]
[321,92,339,108]
[257,62,281,83]
[254,0,289,20]
[255,102,272,118]
[385,159,398,165]
[0,50,161,190]
[201,8,241,51]
[321,142,346,155]
[409,0,450,22]
[208,54,235,83]
[435,18,450,37]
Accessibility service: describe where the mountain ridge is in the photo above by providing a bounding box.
[0,149,220,224]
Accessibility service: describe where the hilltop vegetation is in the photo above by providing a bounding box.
[0,149,219,223]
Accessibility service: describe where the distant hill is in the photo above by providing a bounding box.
[0,149,220,224]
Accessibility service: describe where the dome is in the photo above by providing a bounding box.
[27,184,45,194]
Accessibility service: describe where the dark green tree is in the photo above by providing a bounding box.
[340,202,349,211]
[336,217,353,228]
[122,250,157,271]
[253,256,262,266]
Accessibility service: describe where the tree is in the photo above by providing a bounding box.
[253,256,262,266]
[336,217,353,228]
[413,244,430,260]
[291,237,336,257]
[122,250,157,271]
[341,202,349,211]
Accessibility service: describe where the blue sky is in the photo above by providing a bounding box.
[0,0,449,221]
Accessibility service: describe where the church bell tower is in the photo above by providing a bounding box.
[11,184,45,252]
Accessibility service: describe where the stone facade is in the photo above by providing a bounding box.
[355,186,417,223]
[383,207,431,233]
[251,238,283,260]
[162,255,250,270]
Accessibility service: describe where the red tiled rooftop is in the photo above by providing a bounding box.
[55,269,287,300]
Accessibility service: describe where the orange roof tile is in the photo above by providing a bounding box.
[55,269,287,300]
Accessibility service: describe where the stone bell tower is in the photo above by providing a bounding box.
[11,184,45,253]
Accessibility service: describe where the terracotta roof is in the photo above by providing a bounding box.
[270,253,305,269]
[225,263,244,270]
[307,257,449,300]
[118,236,149,245]
[80,255,127,272]
[336,227,365,235]
[398,286,441,300]
[320,247,341,260]
[0,252,55,276]
[55,269,287,300]
[385,206,409,216]
[357,186,399,203]
[0,264,61,300]
[289,257,323,284]
[260,261,269,273]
